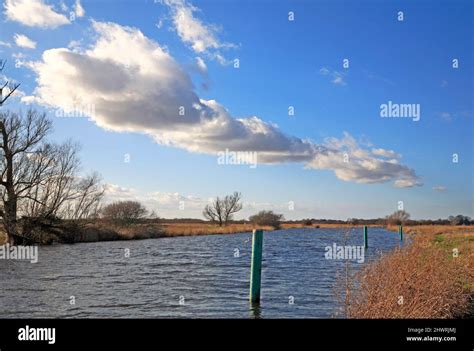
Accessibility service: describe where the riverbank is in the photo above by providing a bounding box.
[158,221,380,236]
[0,221,276,245]
[347,225,474,318]
[0,220,382,245]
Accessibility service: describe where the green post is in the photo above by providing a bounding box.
[250,229,264,303]
[363,225,368,249]
[399,225,403,241]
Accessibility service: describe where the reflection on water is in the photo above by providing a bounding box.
[249,302,262,319]
[0,228,403,318]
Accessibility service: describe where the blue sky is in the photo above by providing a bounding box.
[0,0,472,220]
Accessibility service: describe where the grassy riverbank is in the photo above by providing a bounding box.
[347,225,474,318]
[0,220,298,245]
[0,220,381,245]
[158,221,379,236]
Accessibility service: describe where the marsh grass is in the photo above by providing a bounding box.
[346,226,474,318]
[160,222,274,236]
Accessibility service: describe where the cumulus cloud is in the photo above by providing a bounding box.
[371,148,400,159]
[307,133,421,186]
[14,33,37,49]
[25,21,421,188]
[4,0,70,29]
[104,183,138,200]
[161,0,236,64]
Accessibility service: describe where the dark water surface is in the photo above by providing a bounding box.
[0,228,404,318]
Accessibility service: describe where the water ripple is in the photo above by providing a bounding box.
[0,228,402,318]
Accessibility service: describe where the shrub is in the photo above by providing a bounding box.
[101,201,148,225]
[249,211,284,229]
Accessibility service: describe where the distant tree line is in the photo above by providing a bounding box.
[299,212,473,226]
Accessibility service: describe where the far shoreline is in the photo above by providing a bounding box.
[0,221,387,246]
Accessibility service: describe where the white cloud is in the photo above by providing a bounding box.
[20,95,37,104]
[104,185,305,219]
[307,133,421,186]
[433,186,446,192]
[26,21,421,188]
[104,183,138,201]
[195,56,207,74]
[319,67,330,75]
[0,40,12,48]
[319,67,347,86]
[74,0,85,18]
[14,33,37,49]
[59,1,68,12]
[371,148,400,159]
[67,40,82,51]
[332,73,346,86]
[393,179,421,188]
[161,0,236,63]
[4,0,70,29]
[12,52,27,59]
[104,185,209,218]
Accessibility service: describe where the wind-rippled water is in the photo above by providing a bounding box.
[0,228,404,318]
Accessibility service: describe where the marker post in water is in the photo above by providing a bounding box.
[363,225,368,249]
[399,225,403,241]
[249,229,263,303]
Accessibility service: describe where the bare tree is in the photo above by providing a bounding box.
[203,191,242,226]
[0,110,53,244]
[386,210,410,226]
[0,60,20,107]
[63,173,105,221]
[19,137,105,222]
[0,108,106,243]
[101,200,148,225]
[21,141,80,219]
[0,61,105,243]
[203,198,224,226]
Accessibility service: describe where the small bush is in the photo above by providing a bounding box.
[249,211,284,229]
[101,201,149,225]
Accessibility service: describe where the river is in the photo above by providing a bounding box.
[0,227,404,318]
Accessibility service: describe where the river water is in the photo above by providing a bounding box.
[0,227,404,318]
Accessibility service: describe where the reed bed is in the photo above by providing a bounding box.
[346,226,474,318]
